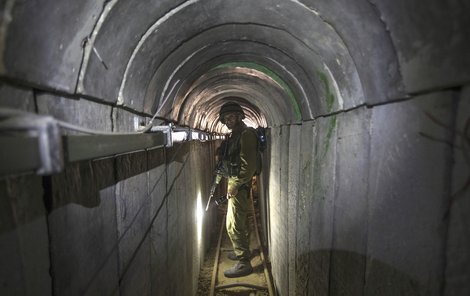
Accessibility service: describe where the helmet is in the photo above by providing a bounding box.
[219,101,245,123]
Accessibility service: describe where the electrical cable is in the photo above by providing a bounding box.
[55,120,144,136]
[2,107,223,292]
[82,142,188,294]
[0,107,146,135]
[135,78,181,133]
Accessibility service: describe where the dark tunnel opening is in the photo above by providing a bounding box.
[1,0,469,295]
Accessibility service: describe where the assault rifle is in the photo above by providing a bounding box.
[205,126,266,211]
[205,161,228,211]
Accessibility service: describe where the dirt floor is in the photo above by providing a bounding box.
[196,208,221,296]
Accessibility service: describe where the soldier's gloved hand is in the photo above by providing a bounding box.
[215,195,228,206]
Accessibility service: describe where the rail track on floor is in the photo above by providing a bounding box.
[209,190,275,296]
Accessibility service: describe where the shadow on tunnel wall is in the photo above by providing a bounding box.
[295,249,430,296]
[0,141,212,295]
[45,143,190,213]
[0,142,191,235]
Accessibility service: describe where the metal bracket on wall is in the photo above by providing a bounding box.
[0,111,222,177]
[65,133,166,163]
[150,124,220,146]
[0,112,64,176]
[150,123,173,147]
[0,111,166,177]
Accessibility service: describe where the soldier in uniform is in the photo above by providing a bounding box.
[218,101,258,278]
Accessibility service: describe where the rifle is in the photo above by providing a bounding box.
[205,174,222,211]
[205,161,229,211]
[206,139,234,211]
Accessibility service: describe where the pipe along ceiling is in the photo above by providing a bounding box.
[73,0,402,133]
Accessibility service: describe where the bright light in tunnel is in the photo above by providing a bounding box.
[172,131,188,142]
[243,118,258,128]
[196,191,204,246]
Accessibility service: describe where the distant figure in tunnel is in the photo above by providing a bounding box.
[218,101,258,278]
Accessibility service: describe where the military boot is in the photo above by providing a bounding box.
[227,251,238,261]
[224,260,253,278]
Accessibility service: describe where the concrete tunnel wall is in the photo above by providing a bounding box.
[0,0,469,295]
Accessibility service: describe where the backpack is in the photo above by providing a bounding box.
[255,127,267,152]
[253,127,267,175]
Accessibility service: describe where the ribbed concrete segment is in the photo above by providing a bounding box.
[0,0,468,295]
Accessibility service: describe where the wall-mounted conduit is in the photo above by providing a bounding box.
[0,108,222,176]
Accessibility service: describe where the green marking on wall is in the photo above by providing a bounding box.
[323,115,337,158]
[312,150,323,196]
[312,133,322,195]
[213,62,302,121]
[318,72,335,112]
[312,115,337,195]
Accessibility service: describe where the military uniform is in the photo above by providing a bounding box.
[225,123,258,261]
[218,100,257,277]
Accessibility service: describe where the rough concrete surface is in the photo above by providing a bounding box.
[287,124,301,296]
[370,0,470,93]
[0,0,468,295]
[0,82,35,111]
[266,126,283,295]
[307,115,337,295]
[445,86,470,296]
[366,93,455,295]
[47,160,119,295]
[3,0,105,92]
[295,121,316,295]
[0,175,51,296]
[36,94,113,133]
[330,107,370,296]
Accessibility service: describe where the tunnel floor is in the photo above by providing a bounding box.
[196,195,273,295]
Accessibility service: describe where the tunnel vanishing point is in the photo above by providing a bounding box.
[0,0,469,295]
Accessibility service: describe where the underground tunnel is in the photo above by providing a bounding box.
[0,0,469,295]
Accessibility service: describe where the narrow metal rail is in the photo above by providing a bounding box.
[250,190,275,296]
[209,189,275,296]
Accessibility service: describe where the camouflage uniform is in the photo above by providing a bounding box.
[225,123,258,261]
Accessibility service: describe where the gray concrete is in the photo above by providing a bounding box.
[445,86,470,296]
[119,236,151,296]
[1,0,105,92]
[267,126,284,295]
[79,0,187,102]
[36,93,113,133]
[148,147,169,296]
[0,0,468,295]
[114,154,150,283]
[330,107,370,296]
[0,175,51,296]
[0,82,35,111]
[305,115,337,294]
[266,93,458,295]
[0,140,216,295]
[294,121,315,294]
[47,160,120,295]
[0,87,216,295]
[366,93,455,296]
[287,124,301,295]
[369,0,470,93]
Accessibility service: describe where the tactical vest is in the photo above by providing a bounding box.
[219,127,262,177]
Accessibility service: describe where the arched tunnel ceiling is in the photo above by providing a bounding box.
[2,0,469,131]
[76,0,391,131]
[178,67,288,132]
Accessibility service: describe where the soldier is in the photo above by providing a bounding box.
[218,101,258,278]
